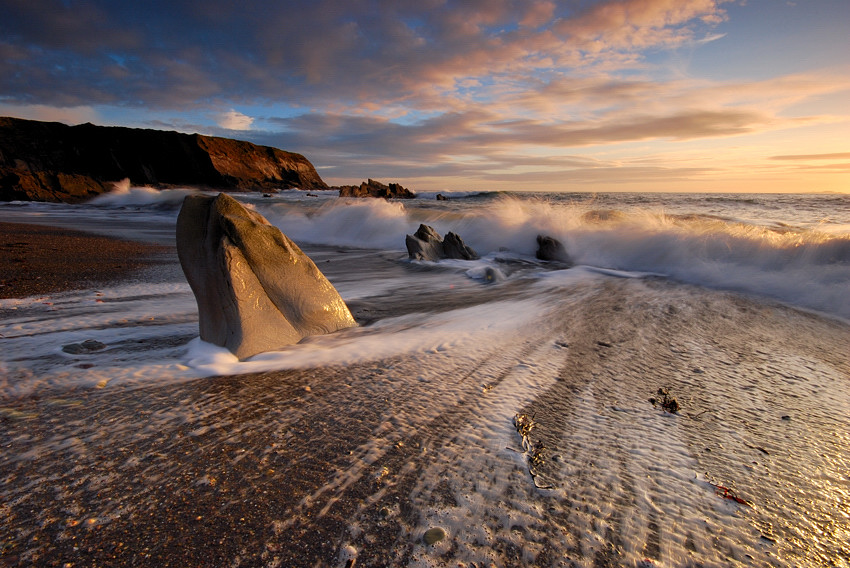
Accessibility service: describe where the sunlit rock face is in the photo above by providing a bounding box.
[177,193,356,360]
[0,116,328,203]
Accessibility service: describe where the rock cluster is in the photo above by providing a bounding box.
[337,179,416,199]
[176,193,356,360]
[405,224,478,261]
[0,116,328,202]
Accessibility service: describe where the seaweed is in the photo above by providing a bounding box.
[513,413,554,489]
[704,475,753,507]
[649,387,679,413]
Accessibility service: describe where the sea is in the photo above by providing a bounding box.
[1,186,849,567]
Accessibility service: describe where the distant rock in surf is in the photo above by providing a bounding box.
[62,339,108,355]
[0,116,328,203]
[176,193,356,360]
[405,224,478,261]
[436,193,449,201]
[337,178,416,199]
[536,235,572,265]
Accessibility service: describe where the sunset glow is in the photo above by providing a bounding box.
[1,0,848,192]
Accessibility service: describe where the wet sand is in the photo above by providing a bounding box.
[1,224,849,567]
[0,221,173,299]
[2,278,849,566]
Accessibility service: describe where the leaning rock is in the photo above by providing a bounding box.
[177,193,356,360]
[535,235,572,265]
[405,224,478,261]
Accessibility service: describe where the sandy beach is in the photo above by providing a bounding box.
[2,215,849,567]
[0,221,172,299]
[0,219,850,566]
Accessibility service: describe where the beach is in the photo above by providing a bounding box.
[1,192,849,567]
[0,221,172,299]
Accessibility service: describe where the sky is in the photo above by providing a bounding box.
[1,0,848,193]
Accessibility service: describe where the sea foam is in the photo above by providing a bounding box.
[89,178,197,208]
[256,195,850,320]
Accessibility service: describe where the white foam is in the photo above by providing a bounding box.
[184,295,557,377]
[259,194,850,319]
[88,178,197,208]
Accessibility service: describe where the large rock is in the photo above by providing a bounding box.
[405,224,478,261]
[337,179,416,199]
[177,193,356,360]
[0,116,328,203]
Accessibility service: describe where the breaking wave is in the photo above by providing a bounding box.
[261,194,850,319]
[89,179,197,209]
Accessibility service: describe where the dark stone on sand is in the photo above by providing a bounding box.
[423,527,446,545]
[62,339,107,354]
[405,224,478,262]
[176,193,356,360]
[0,116,328,203]
[337,178,416,199]
[535,234,572,265]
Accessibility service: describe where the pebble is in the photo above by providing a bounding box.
[338,545,357,567]
[423,527,446,545]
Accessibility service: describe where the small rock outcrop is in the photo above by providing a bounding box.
[436,193,449,201]
[0,116,328,203]
[535,235,572,265]
[337,179,416,199]
[177,193,356,360]
[405,224,478,261]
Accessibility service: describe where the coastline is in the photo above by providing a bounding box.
[1,213,849,566]
[0,221,173,299]
[2,272,849,566]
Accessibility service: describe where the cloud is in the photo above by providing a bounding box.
[771,152,850,161]
[0,0,729,110]
[216,109,254,130]
[0,103,100,125]
[554,0,729,50]
[1,0,844,192]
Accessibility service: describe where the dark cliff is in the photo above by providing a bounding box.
[0,117,328,202]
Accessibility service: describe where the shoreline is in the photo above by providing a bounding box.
[0,221,174,299]
[1,275,848,566]
[2,214,849,566]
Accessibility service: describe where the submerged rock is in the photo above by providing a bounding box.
[62,339,107,354]
[405,224,478,261]
[535,234,572,265]
[176,193,356,360]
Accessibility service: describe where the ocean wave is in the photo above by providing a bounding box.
[260,194,850,319]
[88,179,197,209]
